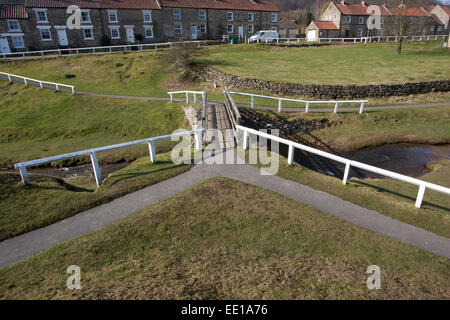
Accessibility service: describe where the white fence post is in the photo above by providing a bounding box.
[186,92,189,103]
[90,152,102,188]
[18,167,30,184]
[251,95,254,109]
[278,99,282,112]
[288,144,294,166]
[194,131,202,151]
[415,185,426,208]
[342,161,351,185]
[305,102,309,113]
[55,84,59,91]
[243,129,249,150]
[194,93,198,103]
[359,102,365,114]
[169,93,173,102]
[148,140,156,163]
[334,102,339,113]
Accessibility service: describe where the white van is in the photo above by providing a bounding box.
[249,30,279,43]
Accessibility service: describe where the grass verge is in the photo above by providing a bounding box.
[0,178,448,299]
[0,152,192,241]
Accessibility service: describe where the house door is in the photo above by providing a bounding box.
[307,30,316,41]
[0,38,10,54]
[238,25,244,38]
[126,27,135,43]
[191,25,198,40]
[57,29,69,46]
[345,30,350,37]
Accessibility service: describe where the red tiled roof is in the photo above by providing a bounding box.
[24,0,161,9]
[312,21,338,30]
[420,4,435,12]
[335,3,391,16]
[159,0,279,12]
[0,4,27,18]
[389,7,429,17]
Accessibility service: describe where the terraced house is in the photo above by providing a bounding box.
[0,0,279,53]
[306,1,447,40]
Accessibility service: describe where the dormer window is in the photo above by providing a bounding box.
[358,16,364,24]
[108,10,118,23]
[199,10,206,21]
[81,10,90,23]
[272,13,278,22]
[248,13,254,22]
[346,16,351,23]
[143,10,152,23]
[35,9,48,23]
[227,12,233,21]
[8,20,21,32]
[174,9,181,20]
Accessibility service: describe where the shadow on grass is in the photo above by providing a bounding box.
[353,180,450,213]
[107,164,183,187]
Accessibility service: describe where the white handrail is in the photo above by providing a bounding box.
[0,40,220,59]
[0,71,75,94]
[168,90,207,104]
[14,128,204,188]
[237,125,450,208]
[230,91,368,113]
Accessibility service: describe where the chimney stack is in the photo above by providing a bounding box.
[341,0,346,5]
[361,0,366,6]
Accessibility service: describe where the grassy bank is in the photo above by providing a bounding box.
[0,152,192,241]
[0,178,448,299]
[0,81,188,167]
[204,42,450,85]
[255,105,450,152]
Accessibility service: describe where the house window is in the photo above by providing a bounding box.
[144,26,154,38]
[358,17,364,24]
[8,20,21,32]
[83,27,94,40]
[227,12,233,22]
[199,10,206,21]
[437,26,442,32]
[108,10,118,23]
[173,9,181,20]
[346,16,351,23]
[227,24,233,33]
[272,13,278,23]
[248,24,254,33]
[143,10,152,23]
[39,28,52,41]
[110,26,120,39]
[174,23,182,34]
[248,13,254,22]
[12,36,25,48]
[81,10,90,23]
[200,23,207,33]
[357,28,363,37]
[35,9,48,23]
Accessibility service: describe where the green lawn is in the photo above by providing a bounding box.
[0,81,188,168]
[204,42,450,85]
[0,152,192,241]
[0,178,448,299]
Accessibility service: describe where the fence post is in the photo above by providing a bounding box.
[148,140,156,163]
[288,144,294,166]
[278,99,282,112]
[186,92,190,103]
[194,131,202,151]
[334,102,339,113]
[342,161,351,185]
[90,152,102,188]
[7,74,11,82]
[71,86,75,95]
[194,93,198,103]
[18,166,30,184]
[415,185,426,208]
[251,95,254,109]
[24,78,28,85]
[39,81,43,88]
[56,84,59,91]
[359,102,365,114]
[243,129,249,150]
[169,93,173,102]
[305,102,309,113]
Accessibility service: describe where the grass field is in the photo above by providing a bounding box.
[204,42,450,85]
[0,152,192,241]
[0,81,189,168]
[0,178,448,299]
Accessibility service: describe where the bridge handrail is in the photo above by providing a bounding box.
[14,129,204,188]
[237,125,450,208]
[230,91,368,113]
[168,90,206,104]
[0,71,75,94]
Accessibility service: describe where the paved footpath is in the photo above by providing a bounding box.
[1,151,449,269]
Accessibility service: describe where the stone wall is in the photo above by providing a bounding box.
[197,67,450,99]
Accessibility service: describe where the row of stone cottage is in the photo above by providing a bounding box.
[0,0,279,53]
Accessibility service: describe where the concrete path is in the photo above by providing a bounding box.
[1,150,449,269]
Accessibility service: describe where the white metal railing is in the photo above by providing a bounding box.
[0,71,75,94]
[14,129,204,188]
[168,90,207,104]
[251,34,448,44]
[230,91,368,113]
[238,125,450,208]
[0,40,220,59]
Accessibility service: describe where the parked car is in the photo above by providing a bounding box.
[249,30,279,43]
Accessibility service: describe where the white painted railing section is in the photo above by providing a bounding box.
[168,90,207,104]
[14,129,204,188]
[237,125,450,208]
[0,71,75,94]
[231,91,368,113]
